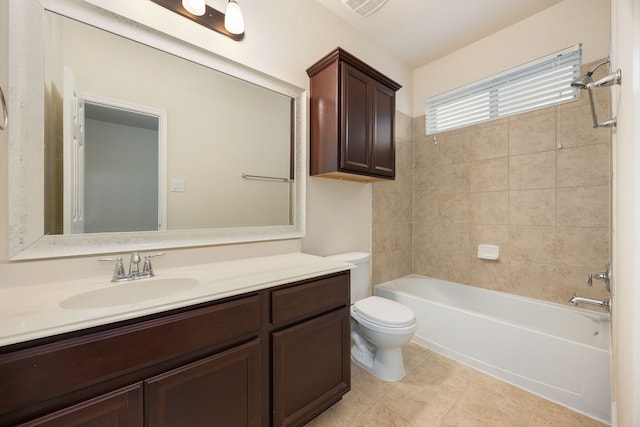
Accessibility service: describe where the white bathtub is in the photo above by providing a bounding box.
[374,274,612,424]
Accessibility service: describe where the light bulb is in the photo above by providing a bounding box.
[182,0,205,16]
[224,0,245,35]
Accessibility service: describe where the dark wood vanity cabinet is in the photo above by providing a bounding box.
[1,271,350,427]
[271,274,351,427]
[307,48,401,182]
[18,383,144,426]
[145,339,262,426]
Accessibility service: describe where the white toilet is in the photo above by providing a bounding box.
[327,252,417,381]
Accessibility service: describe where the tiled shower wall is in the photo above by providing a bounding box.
[371,111,414,285]
[372,59,612,306]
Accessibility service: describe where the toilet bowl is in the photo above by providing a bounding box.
[327,252,416,381]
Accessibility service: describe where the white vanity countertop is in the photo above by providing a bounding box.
[0,252,353,348]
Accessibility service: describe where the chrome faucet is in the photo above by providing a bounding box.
[587,263,611,292]
[99,252,165,282]
[569,293,610,312]
[129,252,142,279]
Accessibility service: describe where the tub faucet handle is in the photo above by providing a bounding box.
[587,263,611,292]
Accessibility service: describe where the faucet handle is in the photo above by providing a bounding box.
[142,252,165,277]
[586,263,611,292]
[98,257,126,282]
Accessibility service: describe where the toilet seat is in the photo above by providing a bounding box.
[352,296,415,328]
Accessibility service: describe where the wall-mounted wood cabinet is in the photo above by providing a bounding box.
[307,48,402,183]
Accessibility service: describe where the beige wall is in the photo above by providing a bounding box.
[409,59,611,307]
[412,0,611,116]
[0,0,412,286]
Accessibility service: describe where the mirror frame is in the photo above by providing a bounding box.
[8,0,306,260]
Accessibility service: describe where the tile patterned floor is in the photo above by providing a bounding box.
[306,343,608,427]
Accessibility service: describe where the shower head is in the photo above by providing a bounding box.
[570,74,593,89]
[570,58,610,90]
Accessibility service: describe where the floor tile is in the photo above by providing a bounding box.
[306,343,609,427]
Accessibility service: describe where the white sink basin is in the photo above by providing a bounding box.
[60,278,199,309]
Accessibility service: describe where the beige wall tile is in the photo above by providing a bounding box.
[470,191,508,225]
[371,249,412,286]
[557,185,609,227]
[470,157,509,192]
[432,254,471,284]
[557,144,610,187]
[440,192,470,223]
[557,226,610,267]
[394,139,413,186]
[413,114,427,143]
[395,110,413,142]
[372,221,411,255]
[509,189,556,226]
[413,223,439,276]
[508,260,557,301]
[414,191,439,224]
[557,104,610,149]
[439,128,470,165]
[509,151,556,190]
[509,226,557,264]
[509,110,556,155]
[469,258,509,292]
[470,120,509,160]
[414,131,439,195]
[439,162,469,193]
[438,223,471,257]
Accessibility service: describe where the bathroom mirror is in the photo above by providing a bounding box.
[7,0,306,260]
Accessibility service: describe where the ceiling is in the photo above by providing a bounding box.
[314,0,565,68]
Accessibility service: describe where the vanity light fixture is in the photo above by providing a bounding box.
[150,0,245,41]
[182,0,205,16]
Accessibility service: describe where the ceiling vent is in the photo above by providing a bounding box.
[341,0,388,17]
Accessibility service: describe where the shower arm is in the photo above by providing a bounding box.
[571,58,621,128]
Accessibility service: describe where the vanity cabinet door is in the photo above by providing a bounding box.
[18,383,143,427]
[145,339,261,427]
[272,307,350,427]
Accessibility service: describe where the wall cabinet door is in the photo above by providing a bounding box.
[341,63,396,179]
[272,307,350,427]
[145,339,261,427]
[20,383,143,427]
[370,80,396,178]
[307,47,401,182]
[341,63,372,175]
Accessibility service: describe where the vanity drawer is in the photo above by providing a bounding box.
[0,294,260,425]
[271,272,349,327]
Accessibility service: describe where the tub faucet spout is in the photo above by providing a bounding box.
[569,293,610,312]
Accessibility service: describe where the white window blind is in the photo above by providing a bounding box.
[425,45,582,135]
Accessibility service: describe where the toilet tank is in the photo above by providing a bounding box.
[326,252,370,303]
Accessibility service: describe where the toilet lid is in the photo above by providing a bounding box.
[352,296,415,328]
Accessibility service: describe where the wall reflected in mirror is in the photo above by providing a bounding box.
[44,11,294,236]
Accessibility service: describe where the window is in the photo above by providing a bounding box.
[425,45,581,135]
